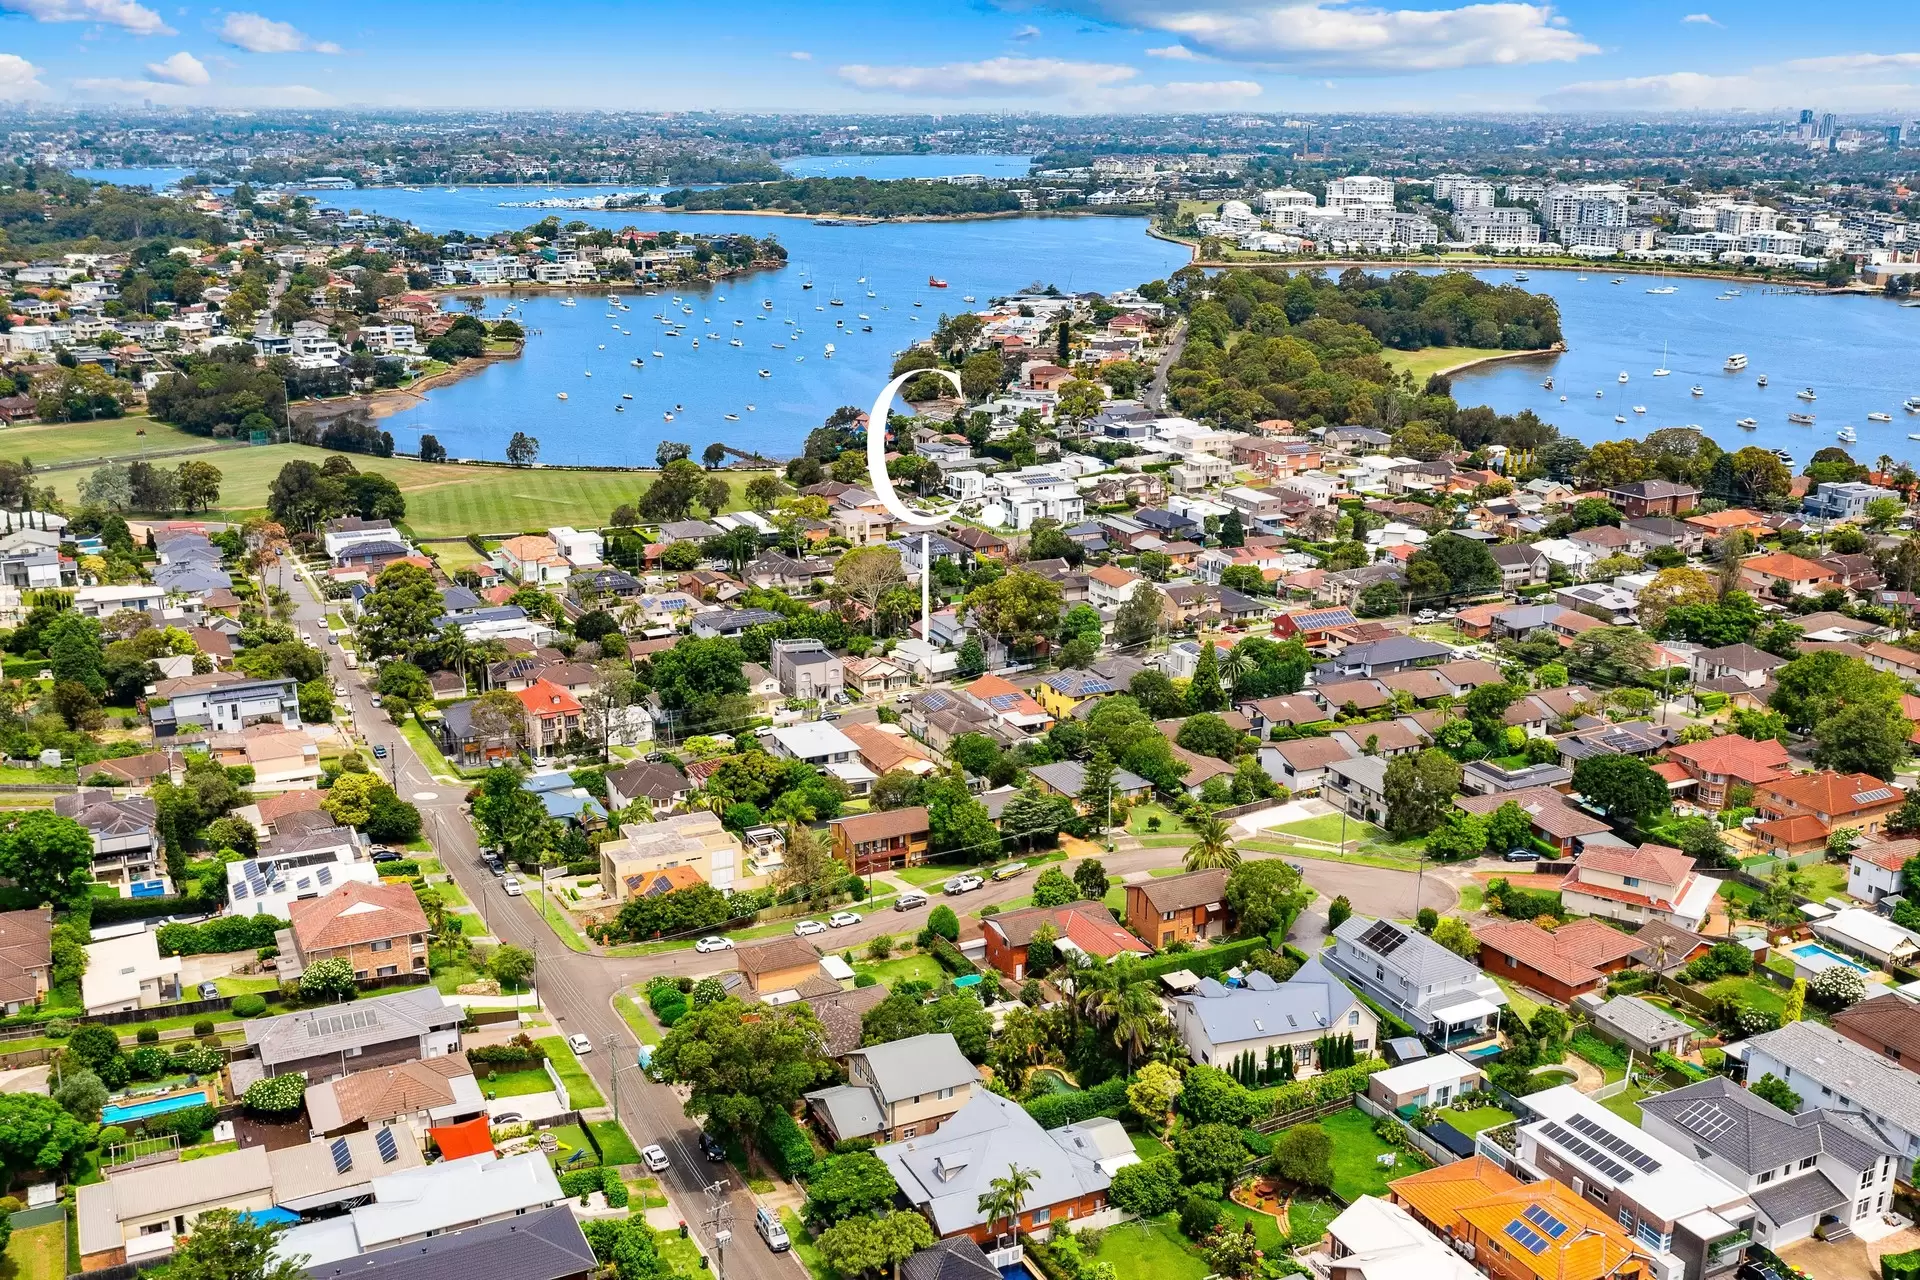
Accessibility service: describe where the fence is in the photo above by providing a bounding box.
[1353,1092,1464,1166]
[1251,1095,1357,1135]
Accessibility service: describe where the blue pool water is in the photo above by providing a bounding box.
[952,974,983,989]
[1790,942,1871,975]
[1000,1264,1037,1280]
[101,1090,208,1125]
[1461,1044,1504,1060]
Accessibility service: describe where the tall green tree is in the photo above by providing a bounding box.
[1570,754,1669,825]
[652,997,835,1157]
[0,811,93,907]
[1382,749,1462,837]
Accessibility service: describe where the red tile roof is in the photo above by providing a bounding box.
[1742,552,1836,582]
[290,881,430,952]
[1852,838,1920,873]
[1760,770,1905,819]
[1666,734,1791,785]
[1754,814,1830,845]
[1575,842,1694,892]
[1475,918,1644,988]
[514,678,582,719]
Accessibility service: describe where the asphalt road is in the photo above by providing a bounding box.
[279,555,1456,1272]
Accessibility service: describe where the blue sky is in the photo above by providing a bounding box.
[0,0,1914,116]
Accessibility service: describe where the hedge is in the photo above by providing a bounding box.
[1258,1058,1386,1115]
[1139,935,1270,983]
[930,935,975,977]
[156,914,285,956]
[1883,1250,1920,1280]
[1569,1032,1627,1072]
[470,1041,547,1068]
[92,893,214,925]
[762,1106,817,1180]
[1654,1051,1711,1082]
[1022,1077,1129,1130]
[376,859,422,878]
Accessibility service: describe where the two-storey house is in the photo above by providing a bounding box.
[829,807,931,875]
[1740,1021,1920,1165]
[1664,735,1791,810]
[766,722,875,795]
[286,881,431,982]
[1124,868,1231,949]
[1753,772,1905,850]
[1325,915,1506,1047]
[1558,843,1721,932]
[53,791,163,886]
[806,1033,980,1143]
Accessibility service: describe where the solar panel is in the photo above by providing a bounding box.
[1504,1221,1550,1255]
[1358,919,1409,956]
[1566,1113,1661,1172]
[317,867,332,886]
[1856,788,1896,805]
[330,1138,352,1174]
[1676,1101,1736,1140]
[1524,1205,1569,1240]
[1540,1121,1635,1182]
[233,882,248,900]
[375,1128,399,1164]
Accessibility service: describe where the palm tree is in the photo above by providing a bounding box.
[1084,955,1160,1069]
[1183,808,1240,871]
[977,1163,1038,1247]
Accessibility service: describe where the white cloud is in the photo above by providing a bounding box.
[836,55,1256,107]
[1681,13,1720,24]
[1783,51,1920,72]
[1036,0,1595,72]
[787,50,811,60]
[1542,70,1749,108]
[72,74,327,103]
[1011,23,1041,39]
[144,50,207,84]
[217,12,339,54]
[1543,55,1920,108]
[1145,44,1198,58]
[0,0,169,35]
[0,53,45,98]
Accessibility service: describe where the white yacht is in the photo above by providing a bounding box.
[1737,418,1757,429]
[1724,353,1748,372]
[1869,412,1893,422]
[1838,427,1858,443]
[1797,387,1818,401]
[1653,341,1671,376]
[1618,371,1629,383]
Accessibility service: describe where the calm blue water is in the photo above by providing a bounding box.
[779,154,1033,180]
[70,167,196,188]
[101,1089,209,1124]
[1438,267,1920,465]
[361,201,1188,465]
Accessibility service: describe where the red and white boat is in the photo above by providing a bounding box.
[928,276,948,288]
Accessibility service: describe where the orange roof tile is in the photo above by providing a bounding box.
[515,678,582,718]
[1742,552,1836,581]
[289,881,430,952]
[1666,734,1791,784]
[1390,1155,1522,1234]
[1760,770,1905,817]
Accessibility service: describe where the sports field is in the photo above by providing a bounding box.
[11,419,777,540]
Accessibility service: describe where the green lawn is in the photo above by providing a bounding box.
[851,953,942,987]
[1085,1216,1211,1280]
[1493,976,1542,1022]
[588,1119,643,1167]
[1219,1199,1287,1253]
[1382,346,1535,383]
[30,417,782,540]
[1598,1083,1655,1125]
[399,718,467,780]
[1,1219,66,1280]
[475,1065,554,1098]
[1703,975,1787,1018]
[212,976,280,996]
[541,1122,599,1171]
[1239,838,1418,873]
[1435,1105,1516,1136]
[1322,1106,1429,1200]
[895,864,979,887]
[536,1036,607,1108]
[783,1210,831,1280]
[614,993,662,1046]
[524,886,592,952]
[1287,1196,1342,1244]
[1274,815,1384,846]
[1130,1131,1172,1162]
[1126,803,1186,836]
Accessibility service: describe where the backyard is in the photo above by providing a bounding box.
[1085,1216,1212,1280]
[2,1219,65,1280]
[850,952,943,987]
[1322,1106,1430,1200]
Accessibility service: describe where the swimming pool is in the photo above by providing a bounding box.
[1790,942,1871,975]
[101,1089,210,1126]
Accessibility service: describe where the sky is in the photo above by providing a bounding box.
[0,0,1916,116]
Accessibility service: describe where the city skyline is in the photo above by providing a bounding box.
[0,0,1914,116]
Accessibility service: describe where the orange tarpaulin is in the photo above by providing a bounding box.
[429,1115,495,1162]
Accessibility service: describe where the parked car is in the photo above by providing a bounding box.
[327,633,339,646]
[990,863,1027,882]
[371,849,402,864]
[642,1144,670,1173]
[197,981,220,999]
[372,744,388,759]
[370,695,383,708]
[502,876,524,896]
[483,855,506,876]
[1503,848,1540,863]
[755,1207,791,1252]
[894,891,927,911]
[793,919,827,936]
[699,1132,727,1162]
[827,911,860,929]
[694,936,734,953]
[943,874,983,895]
[567,1034,594,1055]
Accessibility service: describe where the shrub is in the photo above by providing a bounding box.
[136,1027,160,1045]
[1023,1077,1129,1129]
[1270,1122,1333,1190]
[560,1168,608,1199]
[128,1046,168,1080]
[762,1107,817,1180]
[96,1125,128,1148]
[1259,1060,1387,1115]
[1811,965,1867,1010]
[192,1019,216,1036]
[243,1073,307,1115]
[232,994,267,1017]
[930,935,975,977]
[1179,1192,1222,1240]
[1883,1249,1920,1280]
[1110,1157,1182,1217]
[603,1179,629,1208]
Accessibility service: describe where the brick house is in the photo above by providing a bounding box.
[1474,918,1645,1003]
[1123,868,1231,950]
[1558,843,1721,932]
[1454,785,1612,855]
[286,881,431,981]
[829,807,931,875]
[513,679,584,757]
[1753,770,1905,845]
[1603,479,1700,518]
[1663,734,1791,809]
[733,937,827,997]
[1740,552,1841,598]
[981,901,1150,980]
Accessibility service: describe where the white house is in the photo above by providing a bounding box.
[1848,841,1912,904]
[81,929,182,1014]
[1169,956,1376,1073]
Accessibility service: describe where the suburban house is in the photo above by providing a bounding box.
[284,881,431,982]
[1586,995,1692,1058]
[733,936,830,999]
[303,1056,486,1137]
[1123,868,1231,949]
[1325,916,1507,1047]
[1366,1052,1486,1111]
[806,1033,979,1144]
[1753,772,1905,847]
[1474,918,1645,1003]
[1832,993,1920,1070]
[1558,843,1721,932]
[1314,1196,1483,1280]
[771,638,846,699]
[981,901,1150,981]
[1323,756,1391,826]
[1739,1020,1920,1162]
[1740,552,1840,598]
[1455,786,1613,856]
[1262,736,1357,796]
[240,987,463,1085]
[80,929,181,1015]
[829,807,931,875]
[149,672,301,738]
[1028,760,1152,810]
[1605,480,1700,518]
[1640,1076,1900,1252]
[604,760,693,816]
[1391,1163,1655,1280]
[0,909,51,1014]
[1848,839,1917,904]
[1169,957,1376,1072]
[52,790,163,885]
[597,810,750,897]
[874,1090,1114,1243]
[767,722,877,795]
[1664,735,1792,810]
[1517,1086,1755,1280]
[300,1206,595,1280]
[513,679,585,758]
[1689,644,1788,691]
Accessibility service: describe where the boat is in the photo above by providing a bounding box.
[1797,387,1817,401]
[1870,412,1893,422]
[1903,299,1920,308]
[1737,418,1757,428]
[652,350,664,358]
[734,319,744,326]
[1838,428,1858,443]
[730,339,743,347]
[691,340,698,348]
[598,344,605,350]
[772,343,786,349]
[1789,412,1817,425]
[1595,390,1604,398]
[962,295,975,302]
[630,359,644,367]
[725,414,739,422]
[1758,375,1769,387]
[862,325,872,332]
[1577,276,1588,282]
[556,392,568,400]
[795,355,805,362]
[802,281,814,290]
[1907,397,1920,412]
[746,404,755,411]
[1725,353,1748,372]
[858,313,870,320]
[1559,395,1568,402]
[1618,371,1629,383]
[1647,284,1677,295]
[829,297,844,307]
[867,290,876,298]
[1542,378,1554,390]
[1514,272,1530,281]
[1614,415,1627,423]
[759,369,771,377]
[763,300,773,309]
[1653,341,1670,376]
[560,299,576,307]
[1774,449,1794,466]
[614,404,624,413]
[663,413,673,421]
[1611,278,1622,284]
[824,343,835,358]
[622,393,633,400]
[929,277,948,288]
[1633,405,1647,414]
[1691,385,1704,396]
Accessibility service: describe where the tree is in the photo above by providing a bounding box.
[956,635,987,679]
[803,1151,900,1227]
[1810,964,1867,1010]
[1073,858,1110,900]
[1431,917,1479,960]
[816,1211,934,1278]
[1127,1061,1182,1131]
[163,1208,308,1280]
[835,546,907,636]
[1224,860,1310,937]
[651,997,835,1155]
[927,905,960,942]
[1203,1224,1263,1280]
[1356,581,1402,618]
[1427,809,1488,861]
[0,811,93,907]
[1750,1073,1802,1113]
[1382,749,1462,838]
[1178,1064,1261,1127]
[977,1163,1039,1245]
[1177,713,1242,762]
[506,432,539,467]
[1032,866,1076,907]
[1057,378,1105,426]
[1638,567,1716,633]
[1183,809,1239,871]
[1189,642,1225,713]
[1571,754,1669,825]
[1730,446,1792,502]
[174,460,223,512]
[51,1066,106,1122]
[1270,1122,1333,1189]
[358,562,443,660]
[0,1093,90,1176]
[1001,786,1077,851]
[46,612,105,697]
[1113,584,1164,647]
[1408,534,1499,597]
[488,944,535,988]
[1173,1123,1249,1188]
[1484,801,1534,857]
[299,956,356,1002]
[1327,895,1352,931]
[1783,978,1807,1025]
[964,571,1063,653]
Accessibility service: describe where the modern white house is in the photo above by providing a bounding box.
[1740,1020,1920,1162]
[1325,916,1507,1047]
[1169,956,1377,1073]
[765,722,876,795]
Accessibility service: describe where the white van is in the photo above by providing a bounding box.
[754,1207,790,1252]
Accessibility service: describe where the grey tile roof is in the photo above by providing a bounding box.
[1593,995,1691,1047]
[1745,1019,1920,1137]
[808,1083,886,1139]
[244,987,458,1068]
[854,1033,979,1104]
[1174,955,1362,1047]
[1749,1171,1848,1225]
[1028,760,1150,795]
[1334,915,1488,989]
[302,1203,594,1280]
[902,1237,1000,1280]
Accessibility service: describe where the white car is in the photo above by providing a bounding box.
[943,874,984,895]
[567,1034,594,1056]
[502,876,524,897]
[793,919,828,937]
[370,694,383,708]
[642,1144,670,1173]
[827,911,860,929]
[694,936,734,953]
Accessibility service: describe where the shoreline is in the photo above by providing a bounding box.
[1427,344,1565,378]
[638,206,1150,225]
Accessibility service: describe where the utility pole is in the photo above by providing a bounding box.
[701,1180,733,1280]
